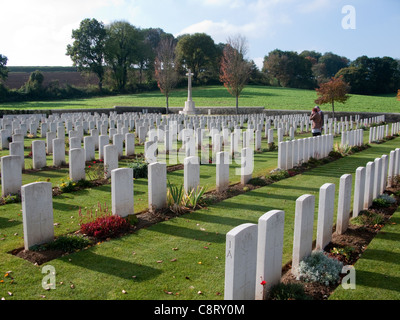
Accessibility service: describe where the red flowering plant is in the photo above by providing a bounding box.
[85,160,106,181]
[78,203,131,240]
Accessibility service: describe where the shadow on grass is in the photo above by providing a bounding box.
[0,216,21,229]
[146,221,226,243]
[359,248,400,265]
[266,183,320,194]
[213,198,279,213]
[183,210,259,228]
[66,250,162,281]
[354,270,400,294]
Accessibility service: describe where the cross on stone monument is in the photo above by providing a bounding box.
[186,69,194,102]
[181,69,197,115]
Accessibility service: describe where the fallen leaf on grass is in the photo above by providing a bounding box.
[170,258,177,262]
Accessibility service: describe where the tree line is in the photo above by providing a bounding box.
[0,18,399,105]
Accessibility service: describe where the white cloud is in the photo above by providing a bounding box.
[197,0,245,9]
[0,0,126,65]
[176,0,295,61]
[296,0,331,13]
[176,20,257,44]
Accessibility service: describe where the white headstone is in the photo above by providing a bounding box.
[111,168,134,218]
[353,167,365,218]
[52,138,66,167]
[184,156,200,193]
[316,183,335,250]
[216,151,230,192]
[292,194,315,275]
[69,148,86,181]
[148,162,167,211]
[22,182,54,250]
[1,155,22,197]
[104,144,118,179]
[224,223,258,300]
[32,140,47,169]
[255,210,285,300]
[336,174,352,235]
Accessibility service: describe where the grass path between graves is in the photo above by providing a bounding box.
[329,207,400,300]
[0,135,399,300]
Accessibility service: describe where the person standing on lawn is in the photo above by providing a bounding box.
[310,106,322,136]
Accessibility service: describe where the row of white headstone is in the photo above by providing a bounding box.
[278,134,334,170]
[17,144,255,251]
[224,146,399,300]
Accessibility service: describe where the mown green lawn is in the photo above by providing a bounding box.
[1,85,398,114]
[0,129,398,300]
[329,208,400,300]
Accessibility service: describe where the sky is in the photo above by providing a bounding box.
[1,0,399,69]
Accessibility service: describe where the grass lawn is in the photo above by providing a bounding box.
[329,207,400,300]
[0,85,398,114]
[0,128,398,300]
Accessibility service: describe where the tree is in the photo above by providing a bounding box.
[263,50,315,89]
[154,37,180,113]
[318,52,350,79]
[176,33,218,83]
[337,55,400,94]
[219,35,251,114]
[0,54,8,82]
[137,28,175,84]
[104,21,142,92]
[23,70,45,98]
[66,18,107,91]
[315,75,350,118]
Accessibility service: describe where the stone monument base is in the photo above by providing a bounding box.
[180,100,198,115]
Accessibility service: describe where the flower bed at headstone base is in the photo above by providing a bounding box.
[277,184,400,300]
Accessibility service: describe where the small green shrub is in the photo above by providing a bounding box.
[186,186,206,209]
[59,178,93,193]
[47,235,91,253]
[351,210,385,226]
[167,181,206,213]
[1,193,20,205]
[372,193,396,208]
[30,235,91,253]
[248,177,268,187]
[167,181,186,214]
[296,251,343,286]
[127,160,148,179]
[269,283,311,300]
[269,170,290,182]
